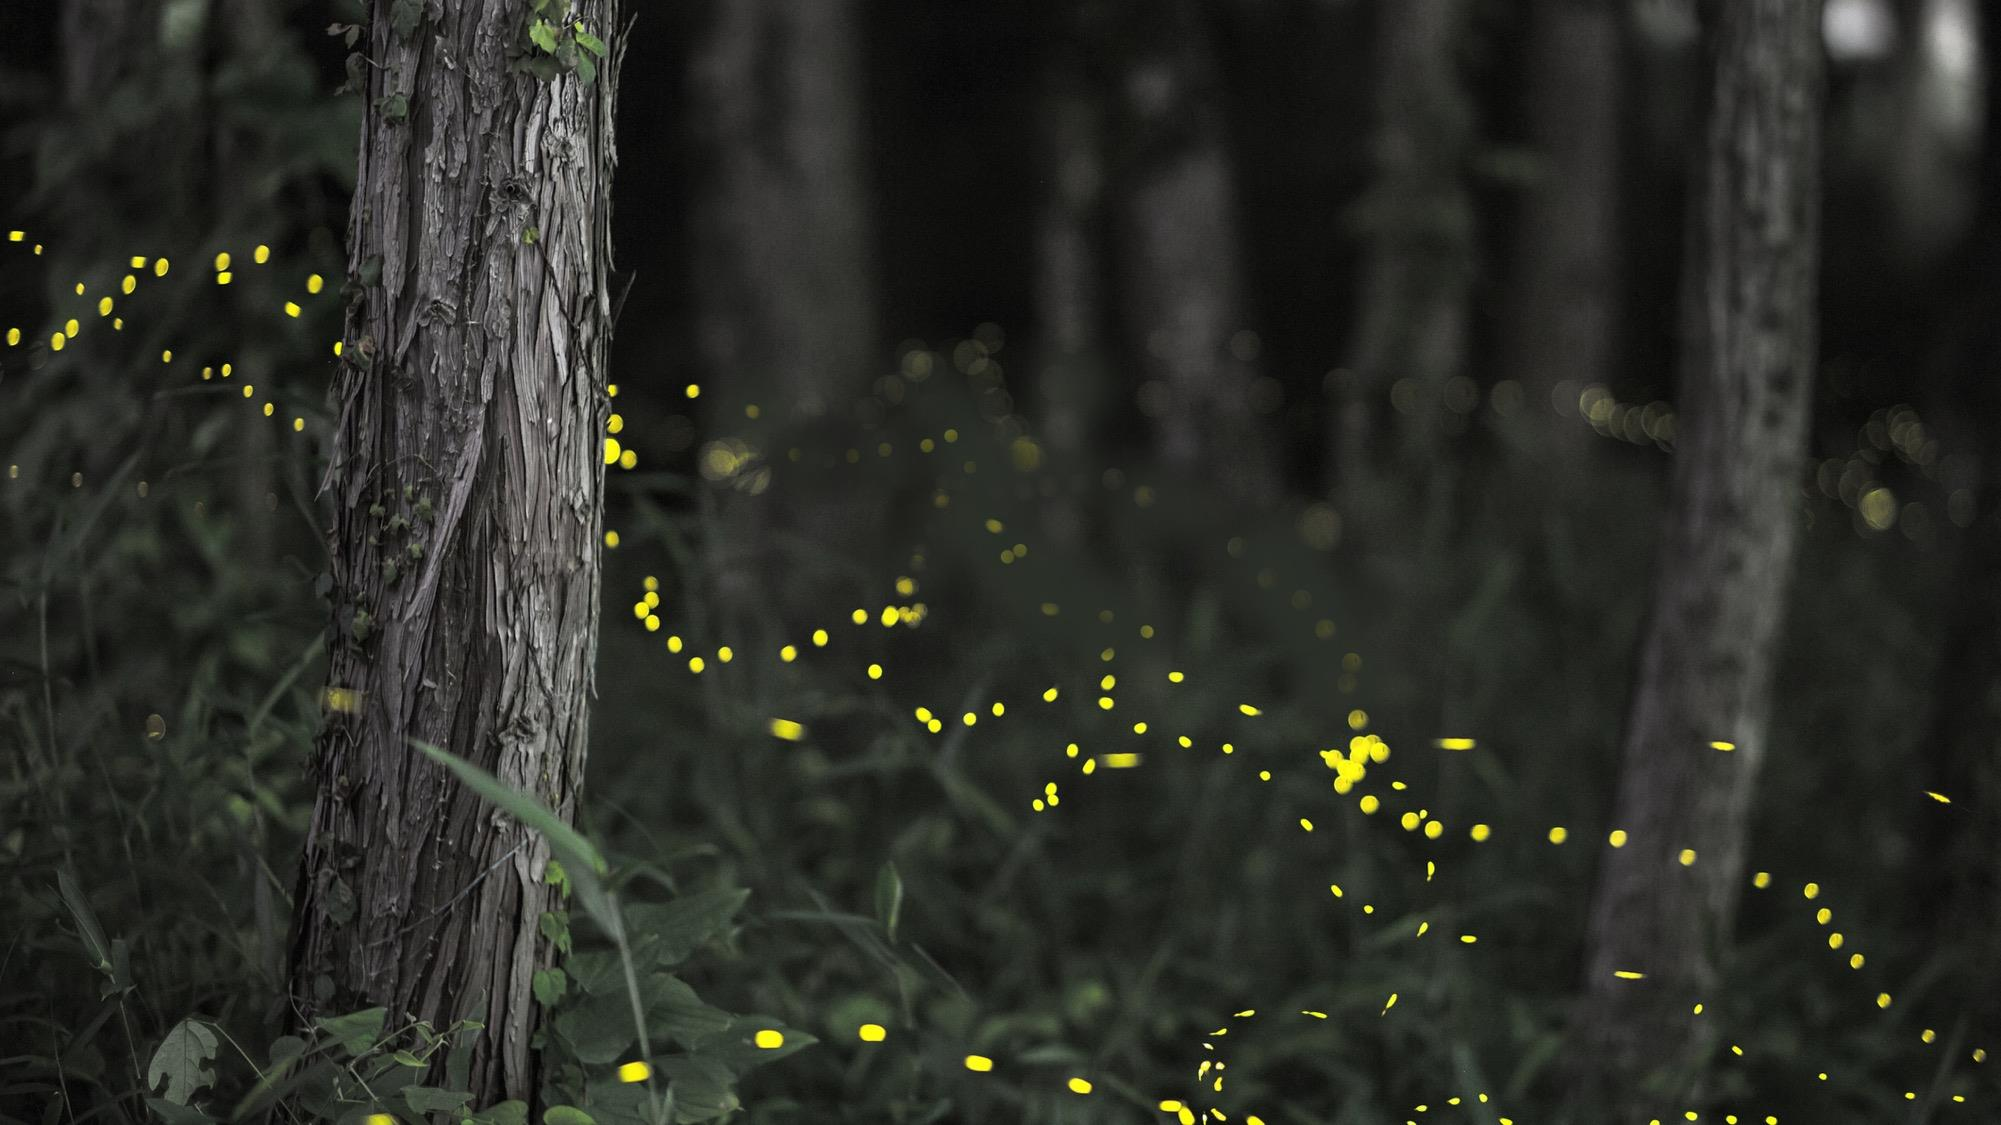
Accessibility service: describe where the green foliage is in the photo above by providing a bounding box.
[515,0,610,86]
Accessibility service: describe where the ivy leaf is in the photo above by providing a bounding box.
[575,30,607,57]
[146,1018,220,1105]
[552,991,635,1064]
[377,93,410,123]
[528,20,559,54]
[390,0,423,40]
[623,888,750,968]
[314,1007,387,1055]
[533,966,568,1007]
[575,55,597,86]
[543,1106,596,1125]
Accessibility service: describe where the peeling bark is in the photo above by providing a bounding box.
[289,1,620,1105]
[1570,0,1822,1116]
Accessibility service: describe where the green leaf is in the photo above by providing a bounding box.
[543,1106,597,1125]
[623,888,750,967]
[540,910,573,956]
[575,30,607,57]
[377,93,410,123]
[528,20,559,53]
[403,1086,475,1116]
[552,991,636,1064]
[575,55,597,86]
[390,0,423,39]
[643,975,733,1046]
[57,864,112,973]
[414,742,606,879]
[146,1098,217,1125]
[566,950,626,995]
[146,1018,220,1104]
[873,862,904,941]
[314,1007,387,1055]
[657,1058,739,1123]
[472,1101,529,1125]
[533,966,568,1007]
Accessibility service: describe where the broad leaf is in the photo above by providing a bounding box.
[146,1018,219,1105]
[314,1007,387,1055]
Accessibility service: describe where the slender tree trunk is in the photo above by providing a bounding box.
[1497,0,1622,449]
[290,2,620,1105]
[1570,1,1822,1117]
[685,0,874,421]
[1335,0,1474,497]
[1033,36,1109,467]
[1106,0,1277,504]
[1914,0,2001,1022]
[684,0,875,641]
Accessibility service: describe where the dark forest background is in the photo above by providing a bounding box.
[4,1,2001,1123]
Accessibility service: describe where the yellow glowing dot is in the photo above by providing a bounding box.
[1548,827,1568,845]
[1400,811,1422,832]
[64,318,79,337]
[1239,703,1262,717]
[1103,753,1141,769]
[1693,1003,1705,1014]
[857,1023,886,1042]
[1468,822,1490,841]
[644,615,660,632]
[263,403,274,417]
[866,663,883,681]
[308,273,325,294]
[1177,735,1192,748]
[1360,795,1381,815]
[1160,1101,1185,1114]
[780,645,798,662]
[285,301,302,318]
[619,449,637,470]
[1098,696,1114,711]
[1460,934,1477,944]
[1608,829,1629,848]
[685,383,700,399]
[1850,953,1865,969]
[253,245,270,264]
[243,385,254,398]
[1710,740,1735,751]
[1803,882,1820,899]
[755,1029,785,1049]
[1132,721,1146,734]
[1922,1028,1936,1044]
[1678,849,1697,866]
[812,629,829,647]
[215,252,231,271]
[768,718,805,741]
[1168,670,1185,683]
[1067,1077,1092,1095]
[604,437,621,464]
[1424,819,1443,840]
[154,258,169,276]
[962,711,978,727]
[98,297,113,316]
[161,349,173,363]
[1925,790,1951,803]
[1877,992,1892,1009]
[333,340,343,356]
[1329,884,1343,898]
[1258,770,1272,781]
[121,275,136,294]
[1614,970,1646,980]
[1753,871,1772,889]
[1347,709,1368,730]
[50,334,65,352]
[217,271,232,285]
[667,635,683,653]
[963,1054,992,1073]
[617,1060,651,1083]
[4,328,16,346]
[1043,686,1059,702]
[1299,818,1314,832]
[1436,737,1476,750]
[1816,907,1831,925]
[605,530,620,548]
[687,655,705,673]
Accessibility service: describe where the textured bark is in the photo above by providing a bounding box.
[1335,0,1474,495]
[290,1,619,1105]
[685,0,875,421]
[1570,0,1822,1116]
[1497,0,1622,444]
[1106,0,1277,504]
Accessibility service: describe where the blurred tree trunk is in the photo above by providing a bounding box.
[1334,0,1473,497]
[59,0,154,105]
[1916,0,2001,1021]
[685,0,874,420]
[1106,0,1277,504]
[1497,0,1622,452]
[1033,24,1109,469]
[1570,1,1822,1116]
[684,0,875,644]
[290,3,619,1105]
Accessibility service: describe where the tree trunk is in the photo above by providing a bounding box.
[685,0,874,421]
[1914,0,2001,1024]
[1497,0,1622,451]
[1335,0,1474,497]
[1033,32,1110,467]
[683,0,875,643]
[1570,1,1822,1116]
[290,3,620,1106]
[1106,0,1277,504]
